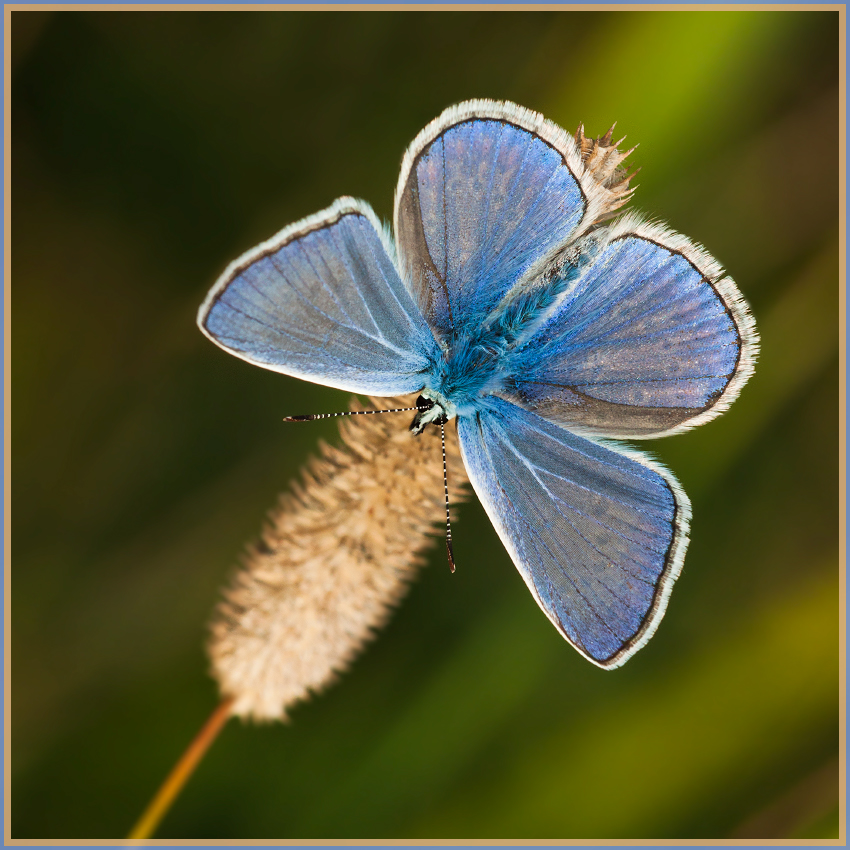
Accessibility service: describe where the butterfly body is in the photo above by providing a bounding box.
[416,235,604,429]
[421,329,506,420]
[199,100,758,668]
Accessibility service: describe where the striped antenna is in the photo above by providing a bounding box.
[441,418,455,573]
[284,405,427,422]
[284,401,456,572]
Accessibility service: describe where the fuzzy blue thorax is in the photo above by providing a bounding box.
[414,249,592,428]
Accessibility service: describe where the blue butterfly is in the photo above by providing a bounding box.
[197,100,758,668]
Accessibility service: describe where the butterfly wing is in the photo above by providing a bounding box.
[198,197,438,396]
[499,214,759,438]
[393,100,613,341]
[457,399,690,668]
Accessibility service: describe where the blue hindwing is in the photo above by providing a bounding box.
[457,399,690,668]
[499,215,757,438]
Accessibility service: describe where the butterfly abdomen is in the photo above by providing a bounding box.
[423,262,590,415]
[488,252,591,349]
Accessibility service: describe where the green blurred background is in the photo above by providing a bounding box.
[12,9,841,840]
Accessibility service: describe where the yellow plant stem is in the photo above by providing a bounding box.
[127,696,235,840]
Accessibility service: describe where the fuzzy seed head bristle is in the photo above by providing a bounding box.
[574,123,638,222]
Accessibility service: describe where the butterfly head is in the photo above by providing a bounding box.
[409,390,455,436]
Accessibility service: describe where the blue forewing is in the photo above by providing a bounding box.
[199,197,437,396]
